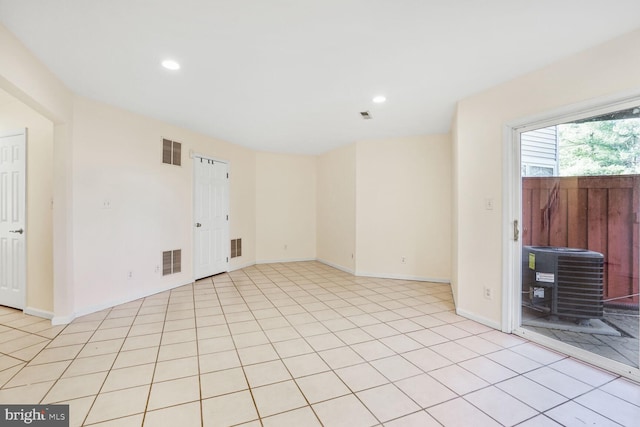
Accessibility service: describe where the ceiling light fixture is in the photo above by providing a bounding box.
[161,59,181,70]
[373,95,386,103]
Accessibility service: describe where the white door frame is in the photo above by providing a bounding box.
[192,153,230,280]
[0,129,27,310]
[503,91,640,381]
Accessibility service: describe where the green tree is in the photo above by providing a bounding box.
[558,118,640,176]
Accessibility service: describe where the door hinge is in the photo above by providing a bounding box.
[513,219,520,242]
[226,257,229,262]
[226,173,229,178]
[226,215,229,220]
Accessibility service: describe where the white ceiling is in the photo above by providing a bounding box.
[1,1,640,154]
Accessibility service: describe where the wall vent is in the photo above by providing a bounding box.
[230,239,242,258]
[162,138,182,166]
[162,249,182,275]
[360,111,372,120]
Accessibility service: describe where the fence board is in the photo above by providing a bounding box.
[523,188,532,245]
[549,188,568,247]
[608,188,633,303]
[531,188,547,245]
[587,188,608,257]
[567,188,588,248]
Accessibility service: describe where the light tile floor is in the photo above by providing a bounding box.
[0,261,639,426]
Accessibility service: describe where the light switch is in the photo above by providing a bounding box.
[484,198,494,210]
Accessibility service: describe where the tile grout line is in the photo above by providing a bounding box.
[80,298,158,425]
[192,276,214,427]
[213,271,264,426]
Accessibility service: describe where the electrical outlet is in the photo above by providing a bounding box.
[127,270,133,280]
[102,199,111,209]
[155,265,160,274]
[284,244,288,250]
[401,256,406,264]
[483,286,492,300]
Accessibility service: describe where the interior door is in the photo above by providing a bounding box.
[0,130,26,309]
[194,157,229,279]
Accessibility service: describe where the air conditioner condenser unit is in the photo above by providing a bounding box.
[522,246,604,321]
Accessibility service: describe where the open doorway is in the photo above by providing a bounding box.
[0,88,54,318]
[511,101,640,379]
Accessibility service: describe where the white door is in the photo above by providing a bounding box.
[194,157,229,279]
[0,130,26,310]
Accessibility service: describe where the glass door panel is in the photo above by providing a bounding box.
[520,107,640,369]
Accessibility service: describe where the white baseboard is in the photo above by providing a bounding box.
[256,257,316,264]
[355,270,450,284]
[24,307,54,320]
[317,259,355,275]
[455,308,501,330]
[229,261,256,272]
[50,260,455,325]
[51,314,75,326]
[53,279,194,325]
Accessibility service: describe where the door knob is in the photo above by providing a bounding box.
[195,223,202,228]
[9,229,24,234]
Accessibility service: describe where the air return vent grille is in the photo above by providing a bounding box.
[162,138,181,166]
[162,249,181,276]
[231,239,242,258]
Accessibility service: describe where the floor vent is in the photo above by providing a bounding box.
[231,239,242,258]
[162,249,182,275]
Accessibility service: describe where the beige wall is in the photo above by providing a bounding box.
[454,28,640,326]
[317,144,357,272]
[72,97,257,313]
[0,23,75,321]
[0,26,72,124]
[355,135,451,281]
[256,152,316,262]
[317,137,453,281]
[0,89,54,314]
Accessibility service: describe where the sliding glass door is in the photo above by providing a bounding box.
[514,103,640,376]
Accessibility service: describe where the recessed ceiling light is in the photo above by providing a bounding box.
[162,59,181,70]
[373,95,386,103]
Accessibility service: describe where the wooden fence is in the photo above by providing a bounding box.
[522,175,639,306]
